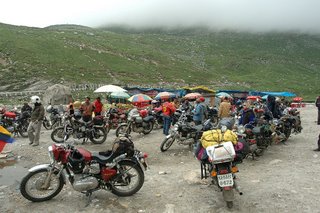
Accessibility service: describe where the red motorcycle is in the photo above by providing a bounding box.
[104,108,127,133]
[20,136,147,202]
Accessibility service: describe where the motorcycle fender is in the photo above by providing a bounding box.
[166,134,172,139]
[28,164,67,183]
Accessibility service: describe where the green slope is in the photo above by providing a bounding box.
[0,23,319,100]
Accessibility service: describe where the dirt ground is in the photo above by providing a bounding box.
[1,105,320,213]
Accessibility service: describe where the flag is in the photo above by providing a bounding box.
[0,126,15,153]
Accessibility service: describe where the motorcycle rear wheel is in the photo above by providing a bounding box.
[20,168,64,202]
[90,128,107,144]
[43,119,52,130]
[160,136,175,152]
[142,122,154,135]
[110,160,144,197]
[51,127,66,143]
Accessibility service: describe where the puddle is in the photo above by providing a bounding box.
[0,157,28,186]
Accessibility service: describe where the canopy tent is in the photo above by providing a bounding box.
[250,91,296,97]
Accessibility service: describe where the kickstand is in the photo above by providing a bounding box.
[84,191,92,207]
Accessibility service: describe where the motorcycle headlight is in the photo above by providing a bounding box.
[48,146,54,163]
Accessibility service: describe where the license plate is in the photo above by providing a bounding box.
[217,173,233,187]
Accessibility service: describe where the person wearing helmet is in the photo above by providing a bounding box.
[27,95,45,146]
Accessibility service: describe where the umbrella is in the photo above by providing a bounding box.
[155,92,176,100]
[128,94,153,103]
[110,91,130,99]
[247,96,261,101]
[184,92,202,100]
[216,92,232,98]
[94,85,127,93]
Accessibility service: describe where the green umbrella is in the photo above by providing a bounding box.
[110,91,130,99]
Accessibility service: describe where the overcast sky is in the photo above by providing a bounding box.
[0,0,319,33]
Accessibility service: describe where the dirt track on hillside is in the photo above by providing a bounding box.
[0,105,320,213]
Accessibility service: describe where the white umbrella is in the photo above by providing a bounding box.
[94,85,127,93]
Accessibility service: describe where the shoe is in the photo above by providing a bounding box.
[29,142,33,145]
[313,148,320,151]
[32,144,39,147]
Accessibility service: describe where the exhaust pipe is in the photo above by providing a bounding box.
[234,181,243,195]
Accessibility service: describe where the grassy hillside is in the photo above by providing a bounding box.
[0,23,319,100]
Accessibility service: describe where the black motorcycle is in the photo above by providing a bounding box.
[0,111,30,138]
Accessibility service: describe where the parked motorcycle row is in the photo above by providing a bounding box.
[158,100,302,208]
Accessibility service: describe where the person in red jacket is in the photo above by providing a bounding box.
[162,99,176,135]
[93,97,103,116]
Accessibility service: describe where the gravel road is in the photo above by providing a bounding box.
[0,105,319,213]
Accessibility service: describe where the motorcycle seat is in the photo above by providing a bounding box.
[92,152,115,164]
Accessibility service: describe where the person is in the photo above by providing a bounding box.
[162,99,176,135]
[193,97,205,125]
[218,96,231,119]
[80,97,95,122]
[93,97,103,116]
[21,102,32,113]
[239,102,256,125]
[27,96,45,146]
[316,96,320,125]
[199,97,209,120]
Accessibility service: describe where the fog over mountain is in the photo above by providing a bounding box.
[1,0,319,34]
[95,0,320,34]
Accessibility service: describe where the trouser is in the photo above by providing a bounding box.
[318,109,320,124]
[27,121,42,145]
[163,116,172,135]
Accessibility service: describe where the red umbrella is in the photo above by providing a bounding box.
[246,96,261,101]
[184,92,202,100]
[155,92,176,100]
[293,97,303,102]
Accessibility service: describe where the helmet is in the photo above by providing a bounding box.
[73,101,81,109]
[46,105,53,113]
[30,95,41,104]
[67,150,85,174]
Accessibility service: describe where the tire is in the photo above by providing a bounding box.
[222,189,234,209]
[43,119,52,130]
[254,148,264,157]
[20,168,64,202]
[51,127,66,143]
[116,124,130,137]
[110,160,144,197]
[18,122,29,138]
[160,136,175,152]
[142,122,154,135]
[90,127,107,144]
[284,127,291,140]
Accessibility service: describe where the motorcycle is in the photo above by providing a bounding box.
[43,106,63,130]
[103,108,127,133]
[0,110,30,138]
[151,108,163,129]
[20,135,147,202]
[51,115,107,144]
[204,142,243,208]
[160,111,207,152]
[115,108,154,137]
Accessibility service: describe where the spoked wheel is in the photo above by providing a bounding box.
[18,122,29,138]
[110,160,144,197]
[90,128,107,144]
[142,122,154,135]
[20,168,64,202]
[116,124,130,137]
[160,136,175,152]
[43,119,52,130]
[51,127,66,143]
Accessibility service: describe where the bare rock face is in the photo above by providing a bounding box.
[43,84,73,105]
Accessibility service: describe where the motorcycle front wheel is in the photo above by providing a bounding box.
[90,127,107,144]
[115,124,131,137]
[43,118,52,130]
[110,160,144,197]
[51,127,66,143]
[160,136,175,152]
[20,168,64,202]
